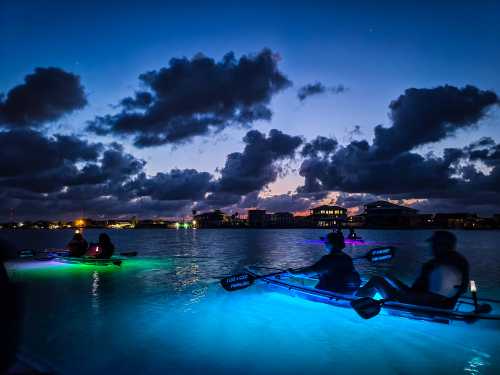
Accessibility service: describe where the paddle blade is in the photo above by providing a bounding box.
[351,297,383,319]
[365,247,395,263]
[220,273,255,292]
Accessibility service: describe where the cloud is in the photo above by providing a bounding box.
[87,49,291,147]
[214,129,303,195]
[374,85,499,156]
[0,130,143,194]
[127,169,212,201]
[0,126,306,220]
[297,85,500,214]
[0,67,87,128]
[297,82,347,101]
[0,130,101,179]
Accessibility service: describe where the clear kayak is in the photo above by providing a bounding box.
[53,256,124,266]
[246,267,500,325]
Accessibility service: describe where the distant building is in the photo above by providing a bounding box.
[363,201,418,228]
[248,209,268,227]
[269,212,295,227]
[310,205,347,228]
[433,213,478,229]
[193,210,227,228]
[106,219,135,229]
[347,214,365,228]
[135,219,169,228]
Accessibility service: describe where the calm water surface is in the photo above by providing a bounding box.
[3,229,500,374]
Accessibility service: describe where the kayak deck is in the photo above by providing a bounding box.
[246,267,500,325]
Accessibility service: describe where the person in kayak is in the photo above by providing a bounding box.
[355,231,469,309]
[67,232,88,257]
[95,233,115,259]
[347,227,361,240]
[289,230,361,294]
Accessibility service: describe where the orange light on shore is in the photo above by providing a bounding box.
[75,219,86,227]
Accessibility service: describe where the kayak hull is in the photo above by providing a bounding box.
[53,256,124,266]
[246,267,500,325]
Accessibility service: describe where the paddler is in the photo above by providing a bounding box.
[355,231,469,309]
[95,233,115,259]
[67,231,88,257]
[288,230,361,294]
[347,227,360,240]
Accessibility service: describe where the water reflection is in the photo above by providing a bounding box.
[464,352,490,374]
[91,270,100,314]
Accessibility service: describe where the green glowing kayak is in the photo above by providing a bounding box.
[53,256,125,266]
[246,267,500,325]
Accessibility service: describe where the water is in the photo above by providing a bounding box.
[3,229,500,374]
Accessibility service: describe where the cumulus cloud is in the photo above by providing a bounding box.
[214,129,302,195]
[298,85,500,214]
[87,49,291,147]
[374,85,499,156]
[0,126,306,220]
[298,82,347,101]
[127,169,212,201]
[0,67,87,128]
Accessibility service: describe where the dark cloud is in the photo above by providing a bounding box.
[0,130,144,195]
[298,85,500,214]
[214,129,303,195]
[0,130,101,179]
[127,169,212,201]
[0,67,87,128]
[298,82,347,101]
[301,136,338,158]
[88,49,291,147]
[374,85,499,156]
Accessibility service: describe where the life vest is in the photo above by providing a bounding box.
[428,264,463,298]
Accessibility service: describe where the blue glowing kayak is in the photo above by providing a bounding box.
[246,267,500,325]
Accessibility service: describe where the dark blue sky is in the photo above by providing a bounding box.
[1,1,500,218]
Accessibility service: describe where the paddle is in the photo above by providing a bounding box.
[220,246,395,292]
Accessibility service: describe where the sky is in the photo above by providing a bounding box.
[1,0,500,220]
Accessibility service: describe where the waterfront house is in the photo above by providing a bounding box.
[363,201,419,228]
[309,205,347,228]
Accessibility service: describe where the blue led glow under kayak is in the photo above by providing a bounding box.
[245,267,500,325]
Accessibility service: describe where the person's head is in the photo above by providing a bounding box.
[324,231,345,253]
[99,233,111,244]
[427,231,457,257]
[73,232,84,241]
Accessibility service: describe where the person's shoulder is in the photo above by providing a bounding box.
[453,251,470,265]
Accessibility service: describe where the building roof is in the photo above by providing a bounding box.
[365,200,417,212]
[311,205,346,210]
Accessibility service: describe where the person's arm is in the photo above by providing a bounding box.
[411,261,435,291]
[289,257,329,276]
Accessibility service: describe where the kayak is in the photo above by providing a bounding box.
[246,267,500,325]
[53,256,125,266]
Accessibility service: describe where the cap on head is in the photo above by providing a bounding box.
[426,231,456,251]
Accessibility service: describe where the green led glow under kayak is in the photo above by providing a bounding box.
[53,256,125,266]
